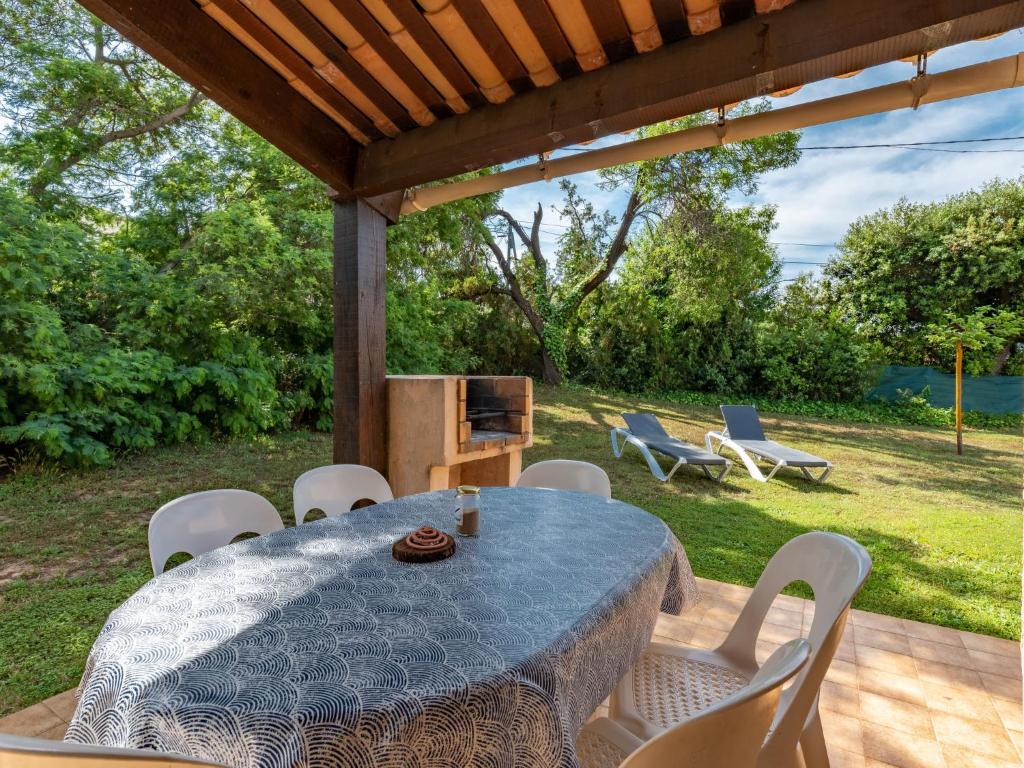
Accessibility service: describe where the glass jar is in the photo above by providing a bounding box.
[455,485,481,536]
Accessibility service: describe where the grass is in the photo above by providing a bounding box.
[0,385,1020,716]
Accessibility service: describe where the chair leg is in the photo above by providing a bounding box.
[799,709,830,768]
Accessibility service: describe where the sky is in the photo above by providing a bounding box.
[493,29,1024,285]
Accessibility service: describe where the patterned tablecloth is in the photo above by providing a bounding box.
[66,486,698,768]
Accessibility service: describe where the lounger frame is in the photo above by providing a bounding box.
[611,428,731,483]
[704,430,833,484]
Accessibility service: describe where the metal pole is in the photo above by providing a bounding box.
[955,339,964,455]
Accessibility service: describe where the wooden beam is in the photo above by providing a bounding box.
[332,199,388,474]
[77,0,357,193]
[354,0,1024,195]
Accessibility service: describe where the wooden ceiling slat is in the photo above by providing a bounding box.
[417,0,514,103]
[381,0,481,103]
[510,0,577,78]
[543,0,608,71]
[618,0,664,52]
[447,0,531,90]
[648,0,689,43]
[580,0,635,61]
[327,0,452,117]
[206,0,380,141]
[681,0,722,35]
[272,0,417,130]
[479,0,558,87]
[300,0,436,125]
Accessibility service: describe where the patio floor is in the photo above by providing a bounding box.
[2,577,1020,767]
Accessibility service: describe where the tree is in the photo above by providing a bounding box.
[825,178,1024,374]
[0,0,208,211]
[467,105,800,384]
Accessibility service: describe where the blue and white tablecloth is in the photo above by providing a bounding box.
[66,486,698,768]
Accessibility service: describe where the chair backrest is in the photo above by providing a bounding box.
[622,639,810,768]
[716,532,872,765]
[622,413,669,440]
[516,459,612,499]
[0,733,224,767]
[148,489,284,575]
[293,464,394,525]
[719,405,766,441]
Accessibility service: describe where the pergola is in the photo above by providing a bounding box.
[77,0,1024,475]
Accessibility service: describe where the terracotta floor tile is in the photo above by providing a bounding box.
[772,592,806,612]
[829,746,867,768]
[967,649,1022,680]
[858,667,925,707]
[901,620,964,647]
[981,671,1024,703]
[858,691,934,737]
[757,620,802,646]
[914,659,986,694]
[688,625,728,650]
[765,605,804,629]
[822,711,865,755]
[0,702,64,737]
[939,744,1021,768]
[920,681,1002,724]
[1009,729,1022,762]
[908,636,972,667]
[863,760,903,768]
[755,640,782,666]
[826,658,860,688]
[856,645,918,678]
[959,632,1021,660]
[38,723,67,740]
[854,625,912,655]
[41,688,78,723]
[654,613,697,644]
[860,722,946,768]
[700,604,740,631]
[929,711,1020,762]
[991,696,1023,733]
[820,680,861,717]
[851,610,907,635]
[834,639,857,663]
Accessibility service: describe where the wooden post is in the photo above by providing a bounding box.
[332,198,387,474]
[955,339,964,455]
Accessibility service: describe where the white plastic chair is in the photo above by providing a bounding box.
[610,532,871,768]
[578,639,810,768]
[516,459,612,498]
[0,732,224,767]
[293,464,394,525]
[148,489,284,576]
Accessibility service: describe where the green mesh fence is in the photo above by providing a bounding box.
[867,365,1024,414]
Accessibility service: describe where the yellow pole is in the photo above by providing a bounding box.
[955,339,964,455]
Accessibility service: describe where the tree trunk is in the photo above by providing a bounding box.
[540,346,563,385]
[991,340,1017,375]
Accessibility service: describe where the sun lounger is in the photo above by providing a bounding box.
[611,412,731,482]
[705,405,833,483]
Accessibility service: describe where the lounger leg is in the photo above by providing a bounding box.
[702,462,731,483]
[800,465,833,484]
[763,461,786,482]
[708,434,768,482]
[664,459,686,482]
[611,429,672,482]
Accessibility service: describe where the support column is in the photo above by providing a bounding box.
[332,198,387,474]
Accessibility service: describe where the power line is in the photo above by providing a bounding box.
[547,135,1024,155]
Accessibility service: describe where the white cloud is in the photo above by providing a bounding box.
[490,31,1024,281]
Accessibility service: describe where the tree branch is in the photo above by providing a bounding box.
[481,226,545,337]
[31,90,206,196]
[576,184,642,303]
[489,208,546,275]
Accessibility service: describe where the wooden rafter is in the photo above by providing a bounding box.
[354,0,1024,195]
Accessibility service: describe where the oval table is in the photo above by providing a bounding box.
[66,487,698,768]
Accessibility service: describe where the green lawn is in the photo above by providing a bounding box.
[0,385,1020,716]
